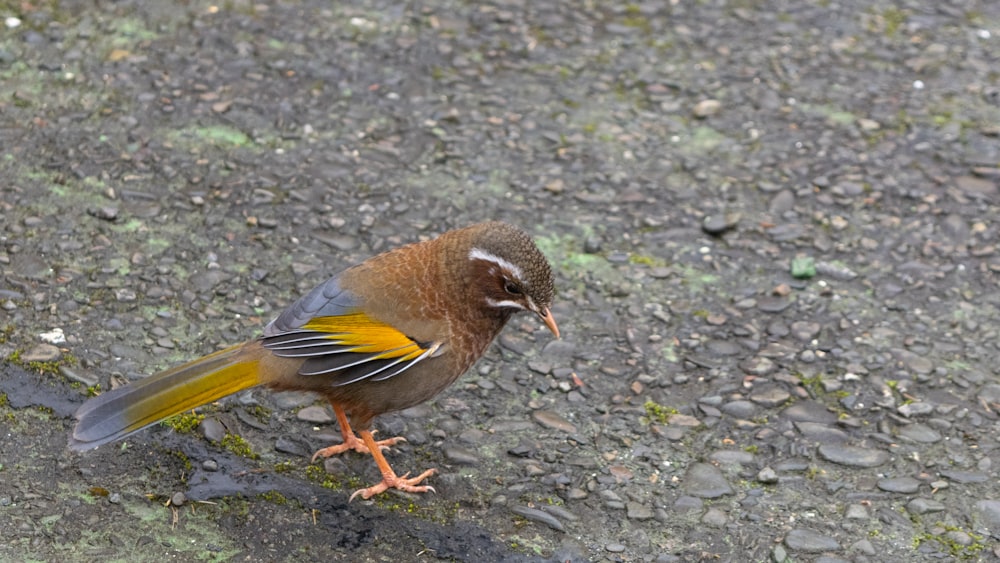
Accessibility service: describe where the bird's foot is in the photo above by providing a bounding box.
[349,468,438,501]
[311,433,406,463]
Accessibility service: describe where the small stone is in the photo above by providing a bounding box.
[21,343,61,362]
[897,402,935,417]
[845,504,868,519]
[940,470,988,484]
[818,444,889,468]
[907,498,945,515]
[202,460,219,471]
[973,500,1000,534]
[749,385,789,407]
[683,462,733,498]
[296,405,333,423]
[741,357,777,376]
[531,410,576,433]
[702,212,739,235]
[701,507,727,527]
[199,418,226,443]
[510,506,564,531]
[626,501,654,520]
[114,288,137,302]
[955,175,997,197]
[693,99,721,117]
[877,477,920,493]
[757,467,778,484]
[443,446,479,465]
[87,206,119,221]
[170,492,186,507]
[60,366,98,387]
[784,528,841,552]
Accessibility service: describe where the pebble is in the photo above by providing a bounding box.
[510,505,564,532]
[720,400,757,418]
[939,470,988,484]
[907,497,945,515]
[701,507,727,527]
[756,296,791,313]
[701,212,739,235]
[296,405,333,423]
[60,365,98,387]
[844,504,868,519]
[626,501,654,520]
[443,446,479,465]
[539,504,578,522]
[683,463,733,498]
[818,444,889,468]
[974,500,1000,534]
[531,410,576,433]
[794,421,848,443]
[782,401,839,424]
[199,418,226,443]
[21,343,61,362]
[892,349,934,375]
[749,462,779,482]
[271,391,316,409]
[784,528,841,552]
[740,357,776,376]
[749,385,789,407]
[673,495,704,513]
[877,477,920,493]
[692,99,721,117]
[896,423,941,443]
[170,492,186,507]
[274,437,308,457]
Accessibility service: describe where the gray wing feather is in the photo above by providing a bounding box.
[263,274,359,336]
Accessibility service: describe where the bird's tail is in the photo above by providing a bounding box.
[70,343,262,451]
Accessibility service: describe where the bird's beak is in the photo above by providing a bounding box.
[539,307,560,339]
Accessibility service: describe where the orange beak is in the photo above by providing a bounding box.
[539,308,560,339]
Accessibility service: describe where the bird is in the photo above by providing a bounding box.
[70,221,558,500]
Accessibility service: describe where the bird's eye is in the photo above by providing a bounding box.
[504,280,522,295]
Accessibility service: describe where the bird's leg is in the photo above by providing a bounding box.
[349,429,438,501]
[310,404,406,463]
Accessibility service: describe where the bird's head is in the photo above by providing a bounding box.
[463,222,559,338]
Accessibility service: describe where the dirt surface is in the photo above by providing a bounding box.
[2,0,1000,561]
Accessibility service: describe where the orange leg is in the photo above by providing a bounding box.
[311,404,406,463]
[348,429,438,501]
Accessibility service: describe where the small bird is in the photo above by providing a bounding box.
[70,221,558,500]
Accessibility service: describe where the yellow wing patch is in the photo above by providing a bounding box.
[302,312,427,361]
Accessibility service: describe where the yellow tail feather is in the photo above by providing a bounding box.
[70,344,262,451]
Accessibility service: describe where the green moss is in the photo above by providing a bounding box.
[643,400,678,424]
[161,412,205,434]
[258,490,288,505]
[7,349,79,376]
[273,461,295,473]
[628,254,664,267]
[913,524,986,559]
[221,433,258,459]
[170,450,193,472]
[0,392,7,407]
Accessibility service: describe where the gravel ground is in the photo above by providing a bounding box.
[2,0,1000,561]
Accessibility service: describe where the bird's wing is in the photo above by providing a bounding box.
[262,276,441,386]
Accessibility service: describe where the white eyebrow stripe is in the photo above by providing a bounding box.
[484,298,527,310]
[468,247,523,280]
